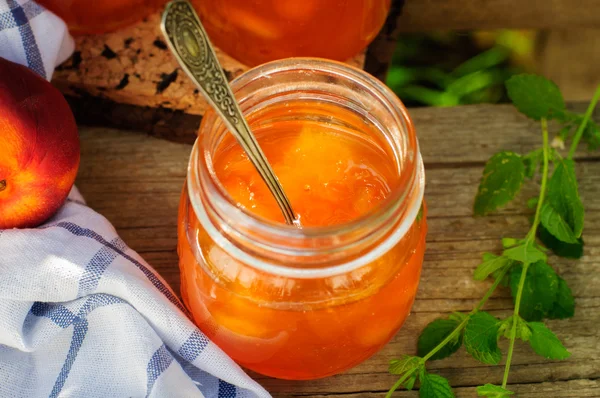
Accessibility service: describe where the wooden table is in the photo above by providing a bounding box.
[74,103,600,397]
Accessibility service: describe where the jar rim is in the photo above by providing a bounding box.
[188,57,425,278]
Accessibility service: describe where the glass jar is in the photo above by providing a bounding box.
[178,58,426,380]
[38,0,168,35]
[191,0,391,66]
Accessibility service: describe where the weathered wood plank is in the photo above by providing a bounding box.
[394,0,600,32]
[270,379,600,397]
[536,28,600,101]
[256,357,600,396]
[74,105,600,396]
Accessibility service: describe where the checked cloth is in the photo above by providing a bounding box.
[0,1,271,397]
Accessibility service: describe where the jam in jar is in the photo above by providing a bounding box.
[178,59,426,380]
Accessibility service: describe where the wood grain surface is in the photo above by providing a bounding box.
[396,0,600,32]
[75,103,600,397]
[537,28,600,101]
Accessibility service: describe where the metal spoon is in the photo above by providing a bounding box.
[160,0,297,226]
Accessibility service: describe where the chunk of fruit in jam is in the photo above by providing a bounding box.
[215,124,394,226]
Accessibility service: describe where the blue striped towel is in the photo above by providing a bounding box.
[0,1,271,397]
[0,0,73,79]
[0,189,271,397]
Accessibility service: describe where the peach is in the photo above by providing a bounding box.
[0,58,80,229]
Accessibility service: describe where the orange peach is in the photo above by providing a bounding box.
[0,58,80,229]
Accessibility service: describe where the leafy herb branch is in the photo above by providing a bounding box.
[387,75,600,397]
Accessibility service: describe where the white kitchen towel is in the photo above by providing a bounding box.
[0,188,271,398]
[0,1,271,397]
[0,0,73,79]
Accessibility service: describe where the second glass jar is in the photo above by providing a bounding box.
[192,0,391,66]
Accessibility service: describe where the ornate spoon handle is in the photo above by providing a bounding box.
[161,0,297,225]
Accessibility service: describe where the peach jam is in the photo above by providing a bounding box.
[178,59,426,380]
[192,0,390,66]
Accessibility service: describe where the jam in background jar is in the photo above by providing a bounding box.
[38,0,168,35]
[192,0,391,66]
[178,59,426,380]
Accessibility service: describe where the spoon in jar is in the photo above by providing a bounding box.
[160,0,298,226]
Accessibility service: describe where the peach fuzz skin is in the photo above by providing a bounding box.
[0,58,80,229]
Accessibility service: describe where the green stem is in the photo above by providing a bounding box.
[502,117,553,388]
[386,375,410,398]
[567,84,600,159]
[528,118,550,240]
[422,267,508,362]
[502,262,530,388]
[475,268,508,312]
[421,315,470,363]
[386,268,509,397]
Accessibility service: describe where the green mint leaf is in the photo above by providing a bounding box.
[523,149,543,179]
[389,356,420,392]
[528,322,571,360]
[503,241,546,265]
[464,311,502,365]
[493,268,511,287]
[549,147,562,162]
[540,202,578,244]
[477,383,515,397]
[405,372,418,391]
[419,372,455,398]
[497,317,511,339]
[474,254,512,281]
[389,355,421,375]
[474,152,525,216]
[583,121,600,150]
[502,238,520,249]
[548,276,576,319]
[527,197,539,209]
[546,159,584,238]
[510,261,559,321]
[499,315,532,341]
[558,125,573,141]
[538,224,584,259]
[484,252,513,285]
[505,74,565,120]
[518,319,533,342]
[482,252,498,261]
[417,319,463,360]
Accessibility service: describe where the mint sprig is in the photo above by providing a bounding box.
[387,75,600,396]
